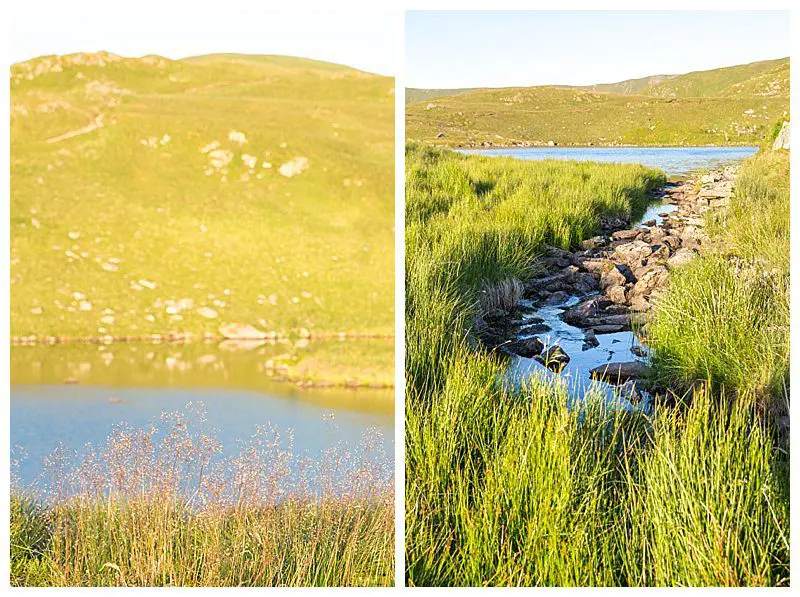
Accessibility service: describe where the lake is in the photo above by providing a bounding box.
[459,146,759,176]
[11,341,394,491]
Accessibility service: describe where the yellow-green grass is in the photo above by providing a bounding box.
[11,403,393,587]
[12,494,394,587]
[405,145,789,585]
[407,59,788,148]
[647,149,789,405]
[11,52,394,339]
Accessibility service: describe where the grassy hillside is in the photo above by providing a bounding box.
[585,73,675,95]
[11,52,394,339]
[643,57,788,98]
[405,88,475,104]
[407,58,789,147]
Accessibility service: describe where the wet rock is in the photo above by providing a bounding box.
[562,296,613,326]
[570,272,599,294]
[590,361,649,384]
[604,303,631,315]
[631,345,648,358]
[667,247,698,268]
[617,379,642,403]
[600,217,629,231]
[642,219,657,227]
[591,324,625,334]
[582,329,599,350]
[506,336,544,358]
[535,345,570,372]
[526,272,569,292]
[543,290,570,305]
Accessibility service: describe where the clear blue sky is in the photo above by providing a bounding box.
[406,11,790,88]
[9,3,397,76]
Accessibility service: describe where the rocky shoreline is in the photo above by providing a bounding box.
[476,165,739,397]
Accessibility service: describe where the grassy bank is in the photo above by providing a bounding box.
[11,404,394,586]
[405,145,789,585]
[647,150,790,404]
[11,52,394,339]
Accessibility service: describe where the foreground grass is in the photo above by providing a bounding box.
[407,58,788,147]
[11,52,394,338]
[11,404,394,586]
[405,145,789,585]
[12,495,393,587]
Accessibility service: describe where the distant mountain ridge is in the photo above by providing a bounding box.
[406,57,789,104]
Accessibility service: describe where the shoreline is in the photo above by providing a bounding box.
[418,141,761,150]
[11,331,394,345]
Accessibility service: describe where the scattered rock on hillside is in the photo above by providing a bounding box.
[279,157,309,178]
[219,322,267,340]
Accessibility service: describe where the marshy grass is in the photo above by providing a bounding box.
[405,144,789,586]
[648,150,789,405]
[11,403,394,586]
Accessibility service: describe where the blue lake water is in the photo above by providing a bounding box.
[11,385,393,490]
[459,146,759,176]
[10,343,393,492]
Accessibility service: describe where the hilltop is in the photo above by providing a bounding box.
[11,52,395,339]
[406,57,789,147]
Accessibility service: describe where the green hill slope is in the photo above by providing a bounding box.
[11,52,395,339]
[405,88,475,104]
[642,57,788,98]
[585,74,676,95]
[407,58,789,147]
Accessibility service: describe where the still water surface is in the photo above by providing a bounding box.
[11,341,393,488]
[460,146,759,176]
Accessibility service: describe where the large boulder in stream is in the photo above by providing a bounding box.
[562,296,613,327]
[505,336,544,358]
[590,361,649,384]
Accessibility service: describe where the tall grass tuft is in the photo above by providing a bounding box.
[11,403,394,587]
[648,150,789,405]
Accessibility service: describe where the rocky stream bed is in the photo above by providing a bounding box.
[475,166,739,408]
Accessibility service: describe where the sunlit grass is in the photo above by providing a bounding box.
[404,145,789,586]
[11,403,394,587]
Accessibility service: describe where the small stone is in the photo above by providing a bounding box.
[535,345,570,372]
